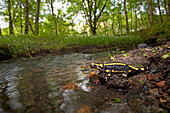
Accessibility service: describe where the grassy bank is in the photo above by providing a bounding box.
[0,35,142,60]
[139,19,170,46]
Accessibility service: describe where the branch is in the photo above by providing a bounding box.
[96,0,108,20]
[81,0,90,27]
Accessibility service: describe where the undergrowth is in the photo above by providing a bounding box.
[0,35,142,59]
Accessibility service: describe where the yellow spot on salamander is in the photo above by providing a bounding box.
[100,64,103,67]
[104,63,126,66]
[122,74,127,77]
[128,70,131,72]
[128,65,139,70]
[108,74,111,76]
[106,77,108,81]
[106,70,110,73]
[140,68,145,71]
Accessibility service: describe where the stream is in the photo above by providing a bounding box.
[0,52,143,113]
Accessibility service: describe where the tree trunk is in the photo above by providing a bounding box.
[134,10,137,32]
[118,14,121,34]
[120,15,122,35]
[148,0,154,26]
[35,0,41,35]
[50,0,57,35]
[25,0,29,34]
[29,20,34,34]
[168,0,170,18]
[112,19,115,35]
[131,1,133,33]
[8,0,14,35]
[140,11,144,28]
[124,0,129,34]
[163,0,168,19]
[157,0,163,22]
[82,0,108,35]
[0,27,2,36]
[20,0,23,35]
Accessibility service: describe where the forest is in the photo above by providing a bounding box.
[0,0,169,36]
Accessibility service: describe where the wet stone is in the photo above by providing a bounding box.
[107,75,130,89]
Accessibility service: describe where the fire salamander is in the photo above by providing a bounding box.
[90,62,149,81]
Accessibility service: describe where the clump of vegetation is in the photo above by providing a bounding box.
[0,44,12,60]
[139,19,170,45]
[0,35,142,60]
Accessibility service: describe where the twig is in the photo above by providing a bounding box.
[129,100,138,113]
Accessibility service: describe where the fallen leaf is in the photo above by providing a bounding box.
[156,80,165,88]
[148,88,159,95]
[112,98,121,103]
[147,74,154,81]
[76,105,92,113]
[162,53,169,59]
[82,65,86,68]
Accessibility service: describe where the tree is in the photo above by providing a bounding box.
[82,0,109,35]
[25,0,29,34]
[124,0,129,34]
[157,0,163,22]
[0,27,2,36]
[50,0,58,35]
[20,0,23,35]
[7,0,14,35]
[148,0,154,26]
[168,0,170,18]
[35,0,41,35]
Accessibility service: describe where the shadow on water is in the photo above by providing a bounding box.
[0,52,134,113]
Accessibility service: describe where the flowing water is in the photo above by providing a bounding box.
[0,52,135,113]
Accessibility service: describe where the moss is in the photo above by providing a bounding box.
[139,19,170,46]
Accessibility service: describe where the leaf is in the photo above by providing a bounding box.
[123,53,128,57]
[152,50,156,53]
[156,80,165,88]
[121,51,125,53]
[139,80,144,84]
[147,74,154,81]
[112,98,121,103]
[162,53,169,59]
[161,45,166,48]
[143,53,147,56]
[108,53,111,57]
[110,56,114,60]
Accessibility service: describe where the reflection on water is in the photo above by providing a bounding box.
[0,52,132,113]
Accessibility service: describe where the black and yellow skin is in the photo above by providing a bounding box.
[90,62,149,81]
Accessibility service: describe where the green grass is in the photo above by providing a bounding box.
[0,35,142,59]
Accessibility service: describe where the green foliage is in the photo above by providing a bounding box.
[0,35,142,59]
[139,20,170,45]
[162,53,170,59]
